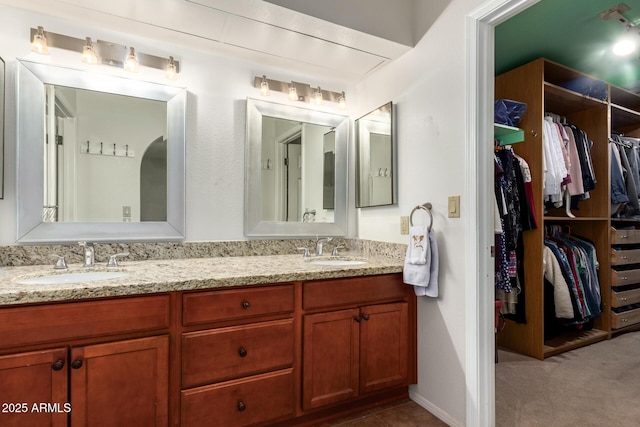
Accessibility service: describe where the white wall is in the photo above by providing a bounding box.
[0,4,353,244]
[354,0,486,424]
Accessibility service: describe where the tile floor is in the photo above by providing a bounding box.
[314,398,448,427]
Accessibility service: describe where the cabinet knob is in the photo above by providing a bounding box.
[354,316,361,323]
[622,297,628,301]
[52,360,65,371]
[71,359,83,369]
[237,401,246,412]
[238,347,248,357]
[241,300,251,310]
[362,314,370,321]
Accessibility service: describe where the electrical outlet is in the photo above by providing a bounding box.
[400,216,410,234]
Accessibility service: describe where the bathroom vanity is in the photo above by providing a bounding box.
[0,255,415,427]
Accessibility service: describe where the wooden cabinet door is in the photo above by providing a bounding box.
[302,308,360,410]
[70,335,169,427]
[360,302,408,393]
[0,348,68,427]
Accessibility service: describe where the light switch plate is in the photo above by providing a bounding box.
[448,195,460,218]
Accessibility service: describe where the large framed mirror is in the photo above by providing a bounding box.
[16,59,186,243]
[245,98,349,237]
[0,57,4,199]
[355,102,396,207]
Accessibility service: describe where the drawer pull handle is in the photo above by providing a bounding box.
[238,347,248,357]
[621,235,629,239]
[623,277,628,280]
[354,316,361,323]
[71,360,83,370]
[242,301,251,310]
[237,401,246,412]
[622,319,629,323]
[621,256,629,260]
[52,360,65,371]
[362,314,370,321]
[622,297,628,301]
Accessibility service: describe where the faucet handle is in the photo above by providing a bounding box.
[107,252,130,268]
[51,254,68,270]
[331,245,345,256]
[296,247,311,258]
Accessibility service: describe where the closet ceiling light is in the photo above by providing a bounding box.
[30,26,49,55]
[613,36,636,56]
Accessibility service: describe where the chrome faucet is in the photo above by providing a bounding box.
[315,236,333,256]
[79,241,95,268]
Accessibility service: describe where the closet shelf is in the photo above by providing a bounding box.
[494,123,524,146]
[543,329,609,358]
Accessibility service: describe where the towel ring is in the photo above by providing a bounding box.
[409,202,433,231]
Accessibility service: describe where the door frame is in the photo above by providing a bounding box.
[465,0,540,426]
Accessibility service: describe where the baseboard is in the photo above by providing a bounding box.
[409,389,463,427]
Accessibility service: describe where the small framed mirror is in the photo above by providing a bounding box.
[0,57,4,199]
[355,102,395,207]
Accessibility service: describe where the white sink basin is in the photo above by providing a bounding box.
[17,271,129,285]
[309,259,368,266]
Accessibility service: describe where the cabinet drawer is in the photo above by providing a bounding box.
[304,274,406,310]
[611,268,640,286]
[182,285,294,326]
[611,287,640,308]
[612,307,640,329]
[182,319,294,388]
[0,295,170,349]
[181,369,294,427]
[611,248,640,266]
[611,227,640,244]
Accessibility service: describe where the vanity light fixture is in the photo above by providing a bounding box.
[28,27,180,79]
[124,47,139,72]
[81,37,98,65]
[165,56,179,80]
[313,87,323,105]
[288,81,298,101]
[30,26,49,55]
[260,75,270,96]
[253,76,346,108]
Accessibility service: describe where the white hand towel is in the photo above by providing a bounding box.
[407,225,429,264]
[404,229,439,298]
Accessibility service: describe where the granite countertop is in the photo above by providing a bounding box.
[0,254,404,306]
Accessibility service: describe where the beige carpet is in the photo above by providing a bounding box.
[496,331,640,427]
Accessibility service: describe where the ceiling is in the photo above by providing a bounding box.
[496,1,640,92]
[0,0,448,83]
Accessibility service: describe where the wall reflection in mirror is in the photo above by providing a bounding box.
[44,85,167,223]
[356,102,395,207]
[260,116,335,223]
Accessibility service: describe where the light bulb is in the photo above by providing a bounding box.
[313,87,323,105]
[165,56,178,80]
[30,26,49,55]
[260,75,270,96]
[288,82,298,101]
[613,35,636,56]
[338,91,347,109]
[124,47,139,72]
[81,37,98,65]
